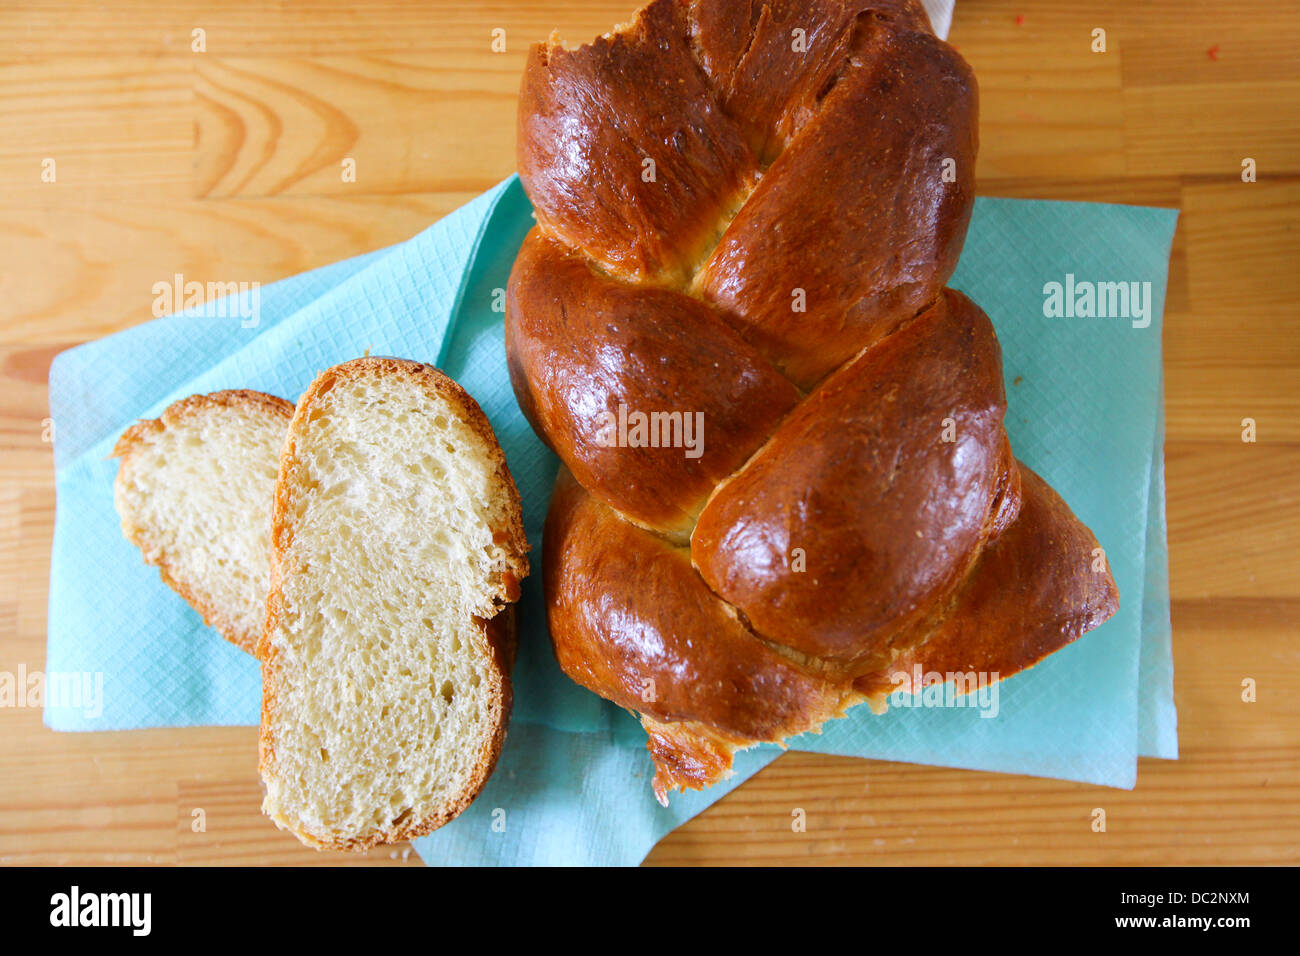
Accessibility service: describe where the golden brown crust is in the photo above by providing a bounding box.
[518,0,757,283]
[694,19,976,389]
[258,357,528,851]
[546,461,1118,799]
[545,468,860,803]
[545,468,851,738]
[853,465,1121,701]
[640,716,749,806]
[690,0,934,160]
[513,0,1119,802]
[691,289,1011,671]
[506,227,800,535]
[112,389,294,655]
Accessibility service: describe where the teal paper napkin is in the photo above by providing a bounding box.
[46,176,1178,865]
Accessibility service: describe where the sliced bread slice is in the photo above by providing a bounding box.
[258,357,529,850]
[112,390,293,655]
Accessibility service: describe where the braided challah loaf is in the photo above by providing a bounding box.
[507,0,1119,803]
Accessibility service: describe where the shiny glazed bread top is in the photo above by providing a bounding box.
[507,0,1119,803]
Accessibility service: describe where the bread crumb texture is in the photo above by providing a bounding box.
[260,359,526,849]
[113,391,291,653]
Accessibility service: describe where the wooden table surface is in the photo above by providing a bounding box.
[1,0,1297,866]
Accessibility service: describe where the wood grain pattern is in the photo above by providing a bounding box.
[195,55,520,198]
[1,0,1298,866]
[0,194,470,344]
